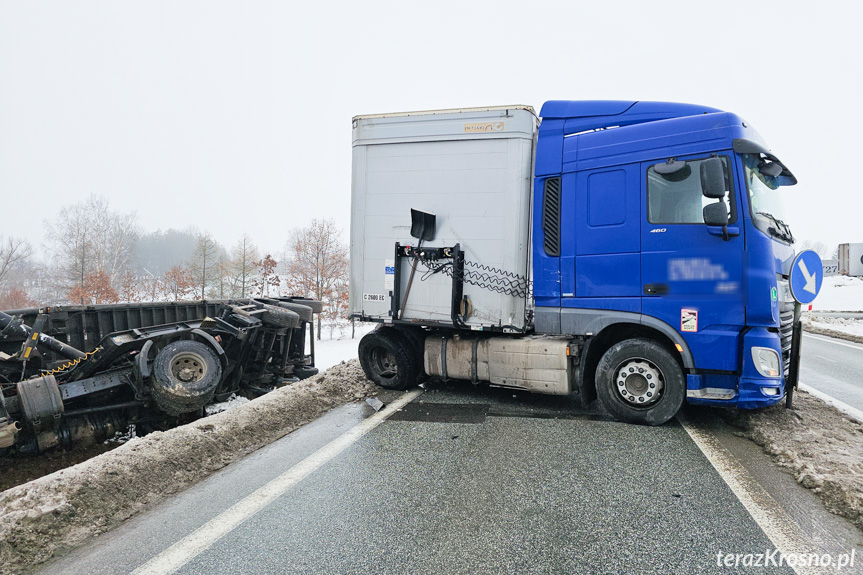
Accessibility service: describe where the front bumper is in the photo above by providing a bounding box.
[684,327,785,409]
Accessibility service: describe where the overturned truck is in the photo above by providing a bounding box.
[0,297,322,455]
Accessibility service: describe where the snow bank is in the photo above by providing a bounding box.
[808,316,863,339]
[811,275,863,312]
[803,316,863,344]
[0,360,377,575]
[723,391,863,532]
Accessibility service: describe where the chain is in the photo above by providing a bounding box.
[417,256,532,299]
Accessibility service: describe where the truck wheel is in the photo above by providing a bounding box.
[260,305,300,329]
[358,329,418,390]
[152,340,222,415]
[595,339,684,425]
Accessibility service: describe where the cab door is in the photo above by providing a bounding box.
[640,153,745,372]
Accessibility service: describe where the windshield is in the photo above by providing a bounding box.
[743,154,793,243]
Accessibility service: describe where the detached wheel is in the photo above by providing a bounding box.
[358,329,418,390]
[595,339,684,425]
[152,340,223,415]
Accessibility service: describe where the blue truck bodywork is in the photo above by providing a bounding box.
[531,100,797,410]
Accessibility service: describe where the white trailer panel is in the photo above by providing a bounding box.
[350,106,537,330]
[838,243,863,276]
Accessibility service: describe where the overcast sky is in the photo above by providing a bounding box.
[1,1,859,258]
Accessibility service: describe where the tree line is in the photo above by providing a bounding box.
[0,196,350,339]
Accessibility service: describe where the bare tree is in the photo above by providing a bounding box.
[0,287,35,311]
[252,254,280,297]
[162,265,194,302]
[45,195,139,297]
[0,236,33,287]
[795,239,831,260]
[284,219,349,339]
[188,233,221,299]
[230,234,259,298]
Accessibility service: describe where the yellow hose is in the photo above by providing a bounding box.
[42,347,102,376]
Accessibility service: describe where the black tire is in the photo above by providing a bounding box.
[260,304,300,329]
[392,326,427,381]
[289,298,323,314]
[358,329,419,390]
[152,340,223,415]
[273,302,313,323]
[595,339,684,425]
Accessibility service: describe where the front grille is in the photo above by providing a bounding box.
[779,306,794,378]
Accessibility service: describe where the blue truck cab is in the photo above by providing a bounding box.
[351,100,804,425]
[532,101,798,415]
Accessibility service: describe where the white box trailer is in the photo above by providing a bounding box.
[838,243,863,276]
[349,106,538,331]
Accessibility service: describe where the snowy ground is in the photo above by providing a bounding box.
[312,323,375,371]
[804,276,863,339]
[722,391,863,532]
[810,275,863,312]
[807,316,863,338]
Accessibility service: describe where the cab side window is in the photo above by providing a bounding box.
[647,157,735,224]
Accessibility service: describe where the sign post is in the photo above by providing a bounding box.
[786,250,823,408]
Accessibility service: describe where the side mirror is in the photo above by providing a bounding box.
[703,201,728,226]
[758,160,783,178]
[700,157,727,199]
[703,201,730,240]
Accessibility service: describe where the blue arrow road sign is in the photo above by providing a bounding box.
[789,250,823,305]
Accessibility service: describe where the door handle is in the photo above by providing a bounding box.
[644,284,669,295]
[707,225,740,238]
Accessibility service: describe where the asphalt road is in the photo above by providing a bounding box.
[39,381,863,575]
[800,332,863,413]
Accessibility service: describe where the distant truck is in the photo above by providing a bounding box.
[838,243,863,276]
[350,101,804,425]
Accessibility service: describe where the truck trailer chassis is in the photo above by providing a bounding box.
[0,297,322,455]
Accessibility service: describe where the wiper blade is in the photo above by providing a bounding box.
[775,219,794,243]
[757,212,793,242]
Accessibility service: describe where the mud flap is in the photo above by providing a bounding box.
[785,302,803,409]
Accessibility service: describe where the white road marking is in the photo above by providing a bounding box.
[677,413,830,575]
[803,332,863,351]
[799,383,863,423]
[132,389,423,575]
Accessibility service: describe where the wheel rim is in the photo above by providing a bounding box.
[614,358,664,407]
[370,346,397,379]
[170,351,208,383]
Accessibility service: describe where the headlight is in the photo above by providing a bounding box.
[751,347,780,377]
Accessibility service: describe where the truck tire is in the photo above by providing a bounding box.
[392,326,427,382]
[288,298,323,314]
[272,302,313,323]
[261,304,301,329]
[358,329,419,390]
[151,340,222,415]
[595,339,684,425]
